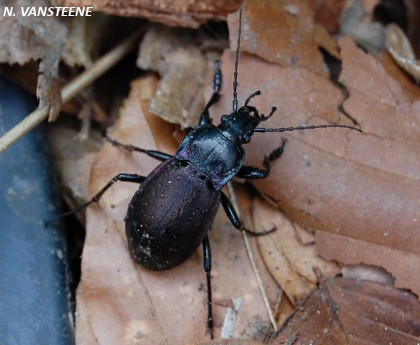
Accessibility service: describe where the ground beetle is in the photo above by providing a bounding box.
[54,7,361,339]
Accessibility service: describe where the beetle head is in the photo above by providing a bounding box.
[218,106,260,144]
[218,90,277,144]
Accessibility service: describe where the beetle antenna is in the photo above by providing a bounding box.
[232,7,243,112]
[254,124,362,133]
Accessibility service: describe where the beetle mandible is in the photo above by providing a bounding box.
[55,7,362,339]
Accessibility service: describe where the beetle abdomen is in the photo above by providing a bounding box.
[125,157,221,270]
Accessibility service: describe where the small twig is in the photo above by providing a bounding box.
[0,27,145,153]
[226,182,278,331]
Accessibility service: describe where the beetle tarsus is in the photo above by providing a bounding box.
[45,173,146,227]
[199,61,223,126]
[236,138,287,179]
[202,236,213,339]
[240,224,277,236]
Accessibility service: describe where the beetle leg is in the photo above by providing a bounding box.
[236,165,269,179]
[199,61,222,126]
[104,134,173,161]
[202,235,214,339]
[236,138,288,179]
[221,192,276,236]
[89,173,146,203]
[45,173,146,226]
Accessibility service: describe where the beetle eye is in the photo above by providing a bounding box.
[242,135,251,143]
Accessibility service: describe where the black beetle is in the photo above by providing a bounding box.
[53,7,361,339]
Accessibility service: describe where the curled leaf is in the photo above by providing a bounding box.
[385,23,420,83]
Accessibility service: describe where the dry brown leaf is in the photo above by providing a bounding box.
[61,15,116,68]
[0,16,44,65]
[0,17,117,122]
[0,4,137,123]
[47,118,102,218]
[7,0,68,121]
[53,0,242,28]
[253,198,339,304]
[385,23,420,83]
[76,75,282,344]
[0,1,105,121]
[62,17,94,68]
[137,25,225,127]
[0,5,102,69]
[313,0,346,33]
[330,37,420,294]
[269,277,420,345]
[209,1,420,299]
[227,0,338,76]
[18,0,65,120]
